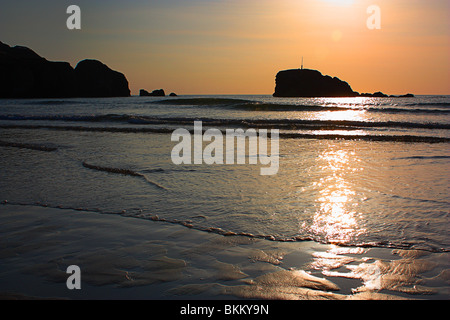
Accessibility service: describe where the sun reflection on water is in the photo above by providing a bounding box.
[314,97,371,122]
[306,146,366,245]
[317,109,367,122]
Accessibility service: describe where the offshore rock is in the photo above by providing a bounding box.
[273,69,358,98]
[273,68,414,98]
[140,89,166,97]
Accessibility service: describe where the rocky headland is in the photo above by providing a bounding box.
[0,41,130,98]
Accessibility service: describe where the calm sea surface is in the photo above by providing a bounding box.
[0,95,449,252]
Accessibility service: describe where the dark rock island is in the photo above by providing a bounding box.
[274,69,357,97]
[0,41,130,98]
[273,68,413,98]
[140,89,166,97]
[139,89,178,97]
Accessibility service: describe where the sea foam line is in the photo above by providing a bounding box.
[1,201,448,253]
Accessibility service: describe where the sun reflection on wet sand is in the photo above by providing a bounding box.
[307,245,443,297]
[299,144,447,298]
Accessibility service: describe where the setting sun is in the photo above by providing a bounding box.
[321,0,355,6]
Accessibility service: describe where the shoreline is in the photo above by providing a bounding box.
[0,204,448,300]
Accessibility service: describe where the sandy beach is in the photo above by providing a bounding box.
[0,204,448,301]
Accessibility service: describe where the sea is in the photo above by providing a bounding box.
[0,94,449,253]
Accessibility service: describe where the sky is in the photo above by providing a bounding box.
[1,0,449,95]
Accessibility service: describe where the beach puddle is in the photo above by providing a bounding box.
[222,243,448,300]
[314,247,445,297]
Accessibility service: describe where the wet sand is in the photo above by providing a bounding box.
[0,204,448,300]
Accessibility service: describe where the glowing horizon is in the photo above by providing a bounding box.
[1,0,449,95]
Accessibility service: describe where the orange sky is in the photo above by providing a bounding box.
[1,0,449,95]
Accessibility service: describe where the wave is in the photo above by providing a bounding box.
[151,98,450,114]
[154,99,352,112]
[1,124,449,143]
[0,114,125,122]
[25,100,87,106]
[279,133,450,143]
[1,201,448,252]
[0,140,58,152]
[0,124,175,133]
[393,155,450,160]
[1,114,449,130]
[82,161,168,190]
[368,107,450,114]
[82,161,144,177]
[231,103,450,114]
[151,97,253,106]
[405,102,450,107]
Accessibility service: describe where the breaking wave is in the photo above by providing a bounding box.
[151,97,450,114]
[0,140,58,152]
[82,161,168,190]
[1,114,449,130]
[1,123,448,143]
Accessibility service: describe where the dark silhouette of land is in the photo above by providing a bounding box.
[273,68,414,98]
[0,41,130,98]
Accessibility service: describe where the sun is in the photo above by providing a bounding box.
[321,0,355,5]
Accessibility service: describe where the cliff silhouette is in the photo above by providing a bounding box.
[0,41,130,98]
